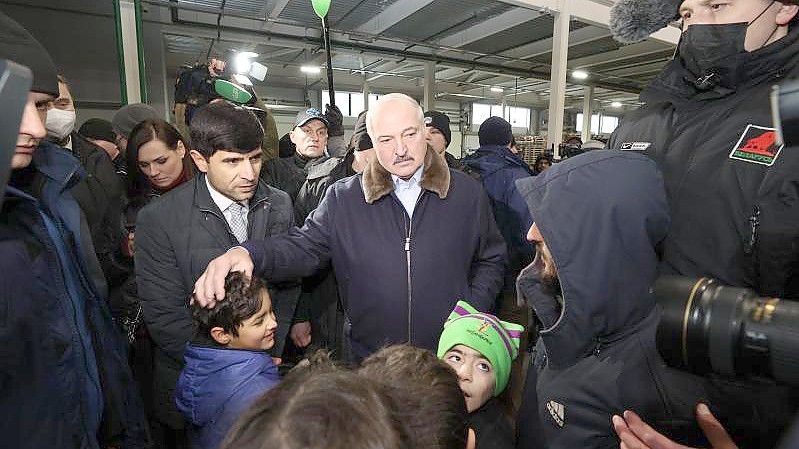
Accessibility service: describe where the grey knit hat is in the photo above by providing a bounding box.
[609,0,681,44]
[112,103,159,138]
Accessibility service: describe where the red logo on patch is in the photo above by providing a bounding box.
[729,125,784,166]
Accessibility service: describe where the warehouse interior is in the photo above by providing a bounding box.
[1,0,681,160]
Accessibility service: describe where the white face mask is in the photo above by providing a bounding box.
[46,108,77,140]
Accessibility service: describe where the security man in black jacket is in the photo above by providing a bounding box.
[609,0,799,299]
[607,0,799,447]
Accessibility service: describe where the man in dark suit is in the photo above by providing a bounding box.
[135,101,298,448]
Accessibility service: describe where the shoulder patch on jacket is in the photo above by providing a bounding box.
[619,142,651,151]
[728,124,784,166]
[546,400,565,428]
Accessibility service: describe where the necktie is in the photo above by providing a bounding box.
[227,202,248,243]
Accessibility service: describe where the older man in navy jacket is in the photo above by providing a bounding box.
[194,93,507,358]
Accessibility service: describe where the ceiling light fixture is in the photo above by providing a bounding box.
[301,65,322,74]
[572,70,589,80]
[490,87,504,93]
[234,52,259,75]
[611,101,623,108]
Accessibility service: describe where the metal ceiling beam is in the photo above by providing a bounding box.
[437,8,541,48]
[161,14,642,93]
[570,43,672,69]
[502,25,610,60]
[436,67,469,81]
[355,0,436,35]
[268,0,291,19]
[499,0,680,45]
[367,62,418,82]
[267,47,302,59]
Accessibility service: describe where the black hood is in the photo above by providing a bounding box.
[515,151,669,368]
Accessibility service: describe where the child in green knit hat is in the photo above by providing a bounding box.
[438,301,524,449]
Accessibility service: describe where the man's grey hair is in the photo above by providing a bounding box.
[366,93,424,139]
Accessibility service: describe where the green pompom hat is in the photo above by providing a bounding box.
[437,301,524,396]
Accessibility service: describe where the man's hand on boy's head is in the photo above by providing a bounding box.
[192,246,253,308]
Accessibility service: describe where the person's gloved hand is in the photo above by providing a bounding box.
[324,104,344,137]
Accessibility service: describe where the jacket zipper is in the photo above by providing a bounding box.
[401,193,425,344]
[200,207,239,244]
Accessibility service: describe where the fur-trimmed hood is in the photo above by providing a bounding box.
[361,146,451,204]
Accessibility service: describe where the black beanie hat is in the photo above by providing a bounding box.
[0,11,58,96]
[424,110,452,147]
[479,116,513,146]
[352,110,373,151]
[79,118,116,143]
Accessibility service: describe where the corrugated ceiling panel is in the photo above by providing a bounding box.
[178,0,267,17]
[382,0,513,41]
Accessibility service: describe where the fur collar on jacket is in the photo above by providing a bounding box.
[361,146,451,204]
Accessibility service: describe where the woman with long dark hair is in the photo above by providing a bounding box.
[126,119,194,200]
[113,119,195,448]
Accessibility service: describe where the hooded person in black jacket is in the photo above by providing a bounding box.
[515,151,707,449]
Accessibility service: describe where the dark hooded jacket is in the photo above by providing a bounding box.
[0,144,147,449]
[463,145,535,290]
[175,344,279,449]
[608,26,799,299]
[243,148,507,358]
[515,151,706,449]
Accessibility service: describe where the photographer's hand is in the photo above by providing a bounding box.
[208,58,226,77]
[613,404,737,449]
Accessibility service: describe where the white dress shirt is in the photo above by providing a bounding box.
[391,165,424,220]
[205,175,249,231]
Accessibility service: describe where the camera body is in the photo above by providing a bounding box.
[654,276,799,388]
[174,64,256,125]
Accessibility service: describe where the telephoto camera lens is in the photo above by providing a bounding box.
[655,276,799,388]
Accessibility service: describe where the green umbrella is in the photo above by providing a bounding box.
[311,0,336,106]
[311,0,331,18]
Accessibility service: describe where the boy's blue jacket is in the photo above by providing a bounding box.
[176,344,280,449]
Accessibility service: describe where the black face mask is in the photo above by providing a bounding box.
[677,2,778,90]
[678,22,748,89]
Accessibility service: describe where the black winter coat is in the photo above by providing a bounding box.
[261,152,328,202]
[243,148,507,357]
[292,152,354,358]
[470,399,514,449]
[294,153,353,225]
[608,27,799,299]
[607,28,799,448]
[66,132,126,291]
[515,152,707,449]
[135,175,298,428]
